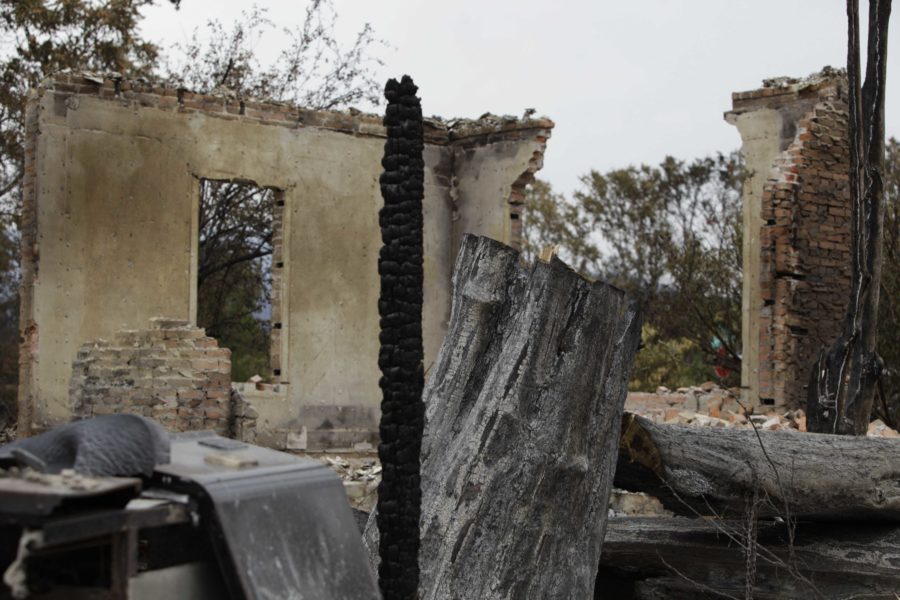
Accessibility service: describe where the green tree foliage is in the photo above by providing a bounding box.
[523,153,744,390]
[197,256,272,383]
[521,179,600,274]
[0,0,171,221]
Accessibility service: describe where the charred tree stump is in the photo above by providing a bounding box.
[414,235,642,599]
[616,413,900,520]
[376,75,425,600]
[807,0,892,434]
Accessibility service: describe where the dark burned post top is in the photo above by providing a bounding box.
[376,75,425,600]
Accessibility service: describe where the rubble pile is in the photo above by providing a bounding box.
[607,490,670,518]
[625,382,900,437]
[314,455,381,511]
[315,381,900,512]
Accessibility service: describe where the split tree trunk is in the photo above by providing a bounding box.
[807,0,892,434]
[414,234,642,599]
[597,517,900,600]
[616,413,900,520]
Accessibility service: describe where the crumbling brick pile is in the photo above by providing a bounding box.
[69,317,251,436]
[757,82,851,406]
[625,382,744,423]
[625,384,898,436]
[625,383,807,431]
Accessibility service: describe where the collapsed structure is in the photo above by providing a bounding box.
[727,68,852,408]
[15,67,858,450]
[18,73,552,450]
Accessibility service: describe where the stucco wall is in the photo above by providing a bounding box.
[19,74,552,449]
[726,108,783,407]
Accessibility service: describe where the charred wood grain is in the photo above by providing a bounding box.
[597,516,900,599]
[807,0,893,434]
[376,74,425,600]
[411,235,642,599]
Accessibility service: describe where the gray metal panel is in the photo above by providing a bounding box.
[155,432,380,600]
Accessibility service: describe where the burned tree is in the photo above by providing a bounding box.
[807,0,893,434]
[365,236,641,598]
[376,75,425,600]
[616,413,900,521]
[417,236,642,599]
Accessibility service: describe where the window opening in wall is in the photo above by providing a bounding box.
[197,179,283,383]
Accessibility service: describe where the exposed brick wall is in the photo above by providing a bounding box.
[507,136,550,250]
[69,317,237,435]
[757,82,851,406]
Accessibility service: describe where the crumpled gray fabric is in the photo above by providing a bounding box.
[0,414,170,476]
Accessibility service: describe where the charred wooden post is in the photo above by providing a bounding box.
[807,0,892,434]
[376,74,425,600]
[416,235,641,599]
[616,413,900,520]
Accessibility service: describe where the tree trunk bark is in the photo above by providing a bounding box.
[616,413,900,520]
[807,0,892,434]
[367,234,642,599]
[416,234,641,599]
[597,517,900,600]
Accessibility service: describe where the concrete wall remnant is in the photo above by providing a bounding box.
[727,68,852,408]
[19,72,553,449]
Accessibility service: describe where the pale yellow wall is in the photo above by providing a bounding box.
[422,147,455,376]
[26,87,549,449]
[726,109,783,406]
[453,141,541,256]
[30,92,453,429]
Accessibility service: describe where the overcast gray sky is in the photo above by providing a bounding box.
[141,1,900,196]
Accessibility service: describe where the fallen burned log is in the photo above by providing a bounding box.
[616,413,900,520]
[366,234,642,599]
[417,235,641,599]
[596,516,900,599]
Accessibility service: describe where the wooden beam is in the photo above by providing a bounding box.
[616,412,900,520]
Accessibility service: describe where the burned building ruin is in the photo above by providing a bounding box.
[18,73,552,450]
[727,68,852,409]
[15,67,860,451]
